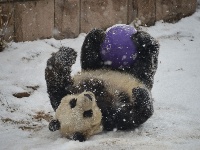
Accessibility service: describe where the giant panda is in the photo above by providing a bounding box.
[45,26,159,142]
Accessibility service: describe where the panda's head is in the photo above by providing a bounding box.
[49,91,103,142]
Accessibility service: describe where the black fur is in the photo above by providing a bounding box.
[72,132,86,142]
[81,29,159,89]
[45,28,158,139]
[69,98,77,109]
[131,31,159,89]
[49,119,60,131]
[101,107,117,131]
[98,87,153,131]
[132,87,153,125]
[45,47,77,111]
[81,29,105,70]
[83,109,93,118]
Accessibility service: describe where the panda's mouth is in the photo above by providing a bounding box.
[84,94,93,101]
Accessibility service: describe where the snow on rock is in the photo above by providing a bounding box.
[0,8,200,150]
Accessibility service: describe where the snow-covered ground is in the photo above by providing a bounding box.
[1,5,200,150]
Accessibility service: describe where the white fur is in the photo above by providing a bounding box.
[56,69,149,139]
[73,69,146,103]
[55,92,102,139]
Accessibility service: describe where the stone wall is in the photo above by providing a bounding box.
[0,0,197,42]
[14,0,54,42]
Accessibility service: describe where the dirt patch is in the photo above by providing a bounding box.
[33,111,53,122]
[1,111,52,132]
[13,92,31,98]
[26,85,39,91]
[18,124,43,131]
[13,85,39,98]
[1,117,43,131]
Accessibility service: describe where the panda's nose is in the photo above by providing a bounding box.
[84,94,93,101]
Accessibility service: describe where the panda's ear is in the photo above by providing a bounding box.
[49,119,60,132]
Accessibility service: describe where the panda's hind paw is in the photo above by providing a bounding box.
[132,87,154,125]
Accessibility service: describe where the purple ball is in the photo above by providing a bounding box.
[100,24,137,68]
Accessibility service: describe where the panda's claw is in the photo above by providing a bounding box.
[49,120,60,132]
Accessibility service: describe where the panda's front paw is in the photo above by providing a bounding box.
[54,47,77,68]
[72,132,86,142]
[132,31,159,54]
[87,28,105,44]
[49,119,60,132]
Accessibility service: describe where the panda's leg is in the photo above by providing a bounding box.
[116,87,153,130]
[132,87,154,126]
[81,28,105,70]
[130,31,159,89]
[45,47,77,111]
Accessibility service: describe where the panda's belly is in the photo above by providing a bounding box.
[73,69,144,103]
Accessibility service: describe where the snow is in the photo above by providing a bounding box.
[1,6,200,150]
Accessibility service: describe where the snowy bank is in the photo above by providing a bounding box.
[0,6,200,150]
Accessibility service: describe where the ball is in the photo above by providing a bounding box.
[100,24,137,68]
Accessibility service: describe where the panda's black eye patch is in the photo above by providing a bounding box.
[69,98,77,108]
[83,109,93,118]
[84,94,93,101]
